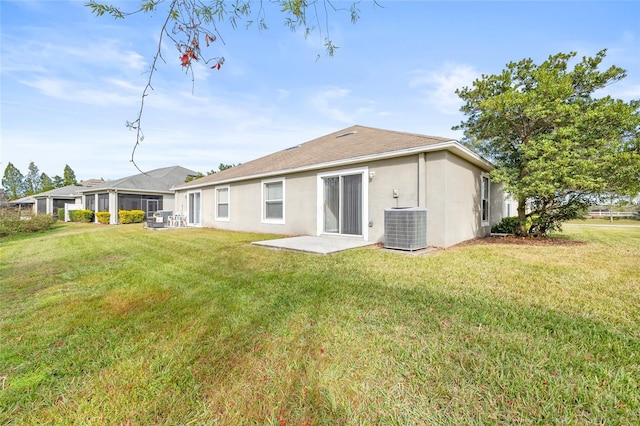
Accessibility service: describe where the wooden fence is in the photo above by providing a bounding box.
[589,211,638,219]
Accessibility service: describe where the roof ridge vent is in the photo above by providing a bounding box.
[285,144,301,150]
[336,130,358,138]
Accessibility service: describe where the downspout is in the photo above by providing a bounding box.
[417,153,427,208]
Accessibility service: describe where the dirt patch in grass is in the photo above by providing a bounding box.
[453,235,587,248]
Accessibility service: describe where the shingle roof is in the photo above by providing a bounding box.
[81,166,197,193]
[80,178,105,187]
[175,125,487,189]
[9,195,35,204]
[33,185,85,199]
[10,185,84,204]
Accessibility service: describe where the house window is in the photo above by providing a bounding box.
[262,179,284,223]
[216,187,229,220]
[481,175,490,225]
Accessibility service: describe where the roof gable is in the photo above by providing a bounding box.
[82,166,198,193]
[32,185,85,199]
[175,125,491,189]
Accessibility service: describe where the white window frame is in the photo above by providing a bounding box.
[481,174,490,226]
[215,186,230,221]
[262,178,285,224]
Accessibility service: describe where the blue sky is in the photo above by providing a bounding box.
[1,0,639,181]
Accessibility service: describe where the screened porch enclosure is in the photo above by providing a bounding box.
[118,194,163,219]
[322,173,363,236]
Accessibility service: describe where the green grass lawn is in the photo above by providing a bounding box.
[1,223,639,425]
[569,218,640,226]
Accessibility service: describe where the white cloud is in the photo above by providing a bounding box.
[277,89,290,100]
[597,82,640,101]
[309,87,354,123]
[20,77,138,106]
[2,32,146,75]
[408,63,478,115]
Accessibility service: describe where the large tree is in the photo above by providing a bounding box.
[455,50,640,236]
[40,173,55,192]
[2,162,26,201]
[52,175,65,188]
[63,165,79,186]
[86,0,366,170]
[24,161,43,196]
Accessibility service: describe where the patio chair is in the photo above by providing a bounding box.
[173,214,186,227]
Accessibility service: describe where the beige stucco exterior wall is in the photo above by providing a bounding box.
[175,151,510,248]
[366,155,420,242]
[182,156,425,241]
[161,195,176,216]
[181,172,319,236]
[425,151,490,248]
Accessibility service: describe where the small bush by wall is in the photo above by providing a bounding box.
[119,210,145,224]
[491,216,522,234]
[57,208,65,221]
[69,209,94,223]
[96,212,111,225]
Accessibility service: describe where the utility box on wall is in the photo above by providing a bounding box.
[384,207,427,251]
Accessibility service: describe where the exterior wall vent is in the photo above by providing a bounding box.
[336,131,357,138]
[384,207,427,251]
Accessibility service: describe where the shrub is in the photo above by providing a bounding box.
[95,212,111,225]
[491,216,522,234]
[119,210,145,224]
[21,214,57,232]
[69,209,94,223]
[0,212,56,237]
[57,208,65,221]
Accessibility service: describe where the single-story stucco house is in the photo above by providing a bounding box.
[173,125,516,248]
[10,184,91,218]
[79,166,197,224]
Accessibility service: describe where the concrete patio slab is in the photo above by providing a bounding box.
[252,235,376,254]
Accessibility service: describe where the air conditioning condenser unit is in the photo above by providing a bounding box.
[384,207,427,251]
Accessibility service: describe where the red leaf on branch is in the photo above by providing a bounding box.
[181,53,190,66]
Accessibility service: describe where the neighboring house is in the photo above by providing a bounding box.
[173,125,516,248]
[7,180,106,218]
[79,166,197,224]
[8,195,36,212]
[35,185,86,217]
[9,185,85,218]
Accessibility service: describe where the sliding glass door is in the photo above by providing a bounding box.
[188,191,201,226]
[322,172,363,236]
